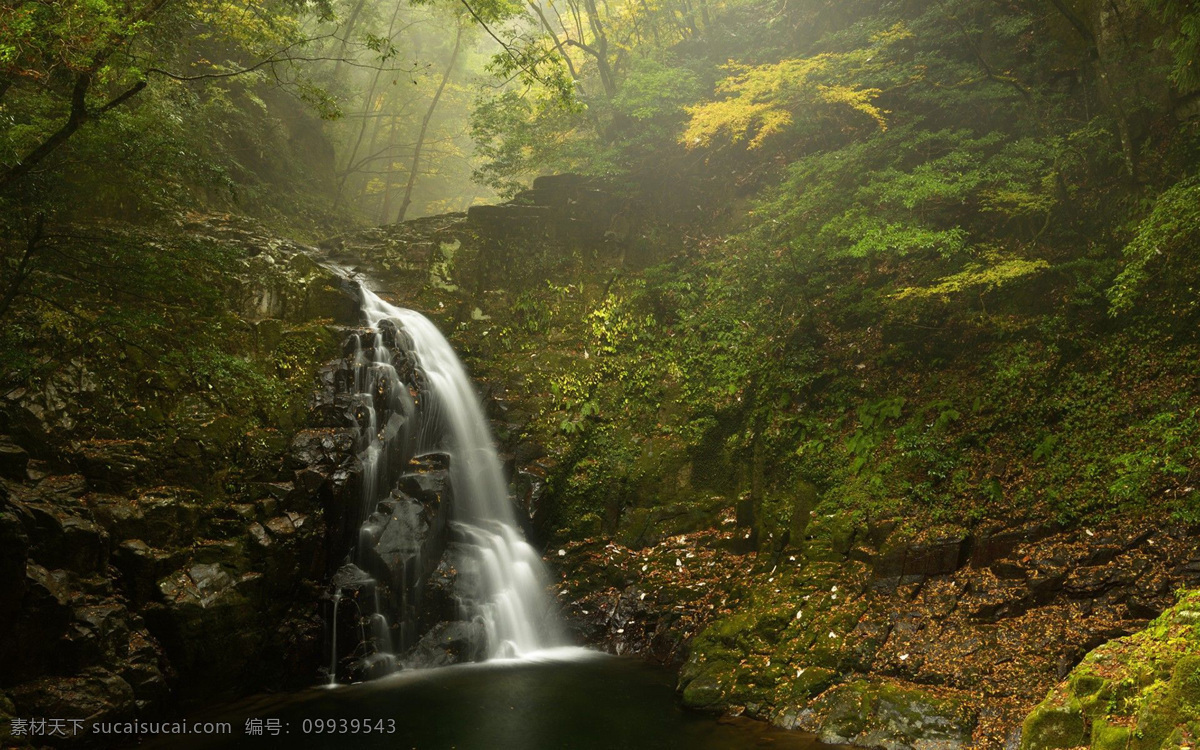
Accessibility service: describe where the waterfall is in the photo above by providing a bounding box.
[321,282,564,676]
[360,287,561,659]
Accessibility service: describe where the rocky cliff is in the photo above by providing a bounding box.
[0,217,359,744]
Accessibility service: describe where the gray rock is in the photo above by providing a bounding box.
[404,620,486,668]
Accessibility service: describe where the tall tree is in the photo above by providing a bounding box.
[396,22,465,222]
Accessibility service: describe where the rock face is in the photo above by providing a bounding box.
[713,519,1200,748]
[317,175,644,306]
[0,216,361,746]
[0,462,333,745]
[807,679,977,750]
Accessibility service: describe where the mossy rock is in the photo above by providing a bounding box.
[694,612,762,654]
[681,665,730,709]
[803,512,862,563]
[788,481,819,539]
[614,503,713,548]
[254,318,286,353]
[774,666,836,705]
[1090,719,1130,750]
[1071,671,1106,699]
[755,483,818,552]
[1169,654,1200,717]
[1020,697,1086,750]
[815,679,976,748]
[818,681,876,742]
[1021,590,1200,750]
[1131,686,1177,750]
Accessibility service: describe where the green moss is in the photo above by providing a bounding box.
[802,512,862,562]
[1021,697,1086,750]
[1090,719,1130,750]
[681,667,729,709]
[1072,672,1106,698]
[1022,591,1200,750]
[773,666,836,705]
[819,681,876,739]
[1132,686,1176,750]
[813,678,976,746]
[1169,654,1200,717]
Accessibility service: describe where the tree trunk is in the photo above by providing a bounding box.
[379,113,402,222]
[0,76,146,193]
[0,215,45,320]
[580,0,616,98]
[396,24,463,223]
[0,0,165,192]
[1045,0,1139,182]
[334,0,407,207]
[332,0,371,79]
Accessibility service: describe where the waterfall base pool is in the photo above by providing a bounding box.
[142,652,839,749]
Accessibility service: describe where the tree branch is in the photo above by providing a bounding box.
[0,214,46,320]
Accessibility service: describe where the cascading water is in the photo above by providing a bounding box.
[359,287,562,660]
[322,281,561,683]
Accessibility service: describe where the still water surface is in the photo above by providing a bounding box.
[144,650,836,749]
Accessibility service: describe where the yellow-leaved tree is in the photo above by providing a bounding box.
[681,23,914,150]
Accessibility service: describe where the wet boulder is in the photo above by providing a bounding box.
[17,495,109,575]
[0,564,75,684]
[418,557,460,632]
[397,469,449,505]
[61,602,131,674]
[286,428,357,472]
[111,539,159,607]
[253,511,323,585]
[143,558,261,696]
[309,391,364,432]
[0,497,30,617]
[323,563,386,682]
[121,628,170,711]
[87,487,201,548]
[363,492,448,597]
[873,533,972,588]
[404,620,487,668]
[304,276,360,325]
[69,439,154,492]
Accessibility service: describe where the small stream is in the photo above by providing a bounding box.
[142,652,838,749]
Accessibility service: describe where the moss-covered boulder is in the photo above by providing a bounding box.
[1021,698,1086,749]
[679,557,877,718]
[802,512,863,563]
[1020,590,1200,750]
[814,678,978,749]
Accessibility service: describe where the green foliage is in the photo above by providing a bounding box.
[896,255,1050,300]
[1107,176,1200,315]
[1139,0,1200,93]
[451,0,1200,539]
[0,0,358,228]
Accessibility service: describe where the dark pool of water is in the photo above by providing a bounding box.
[141,650,836,749]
